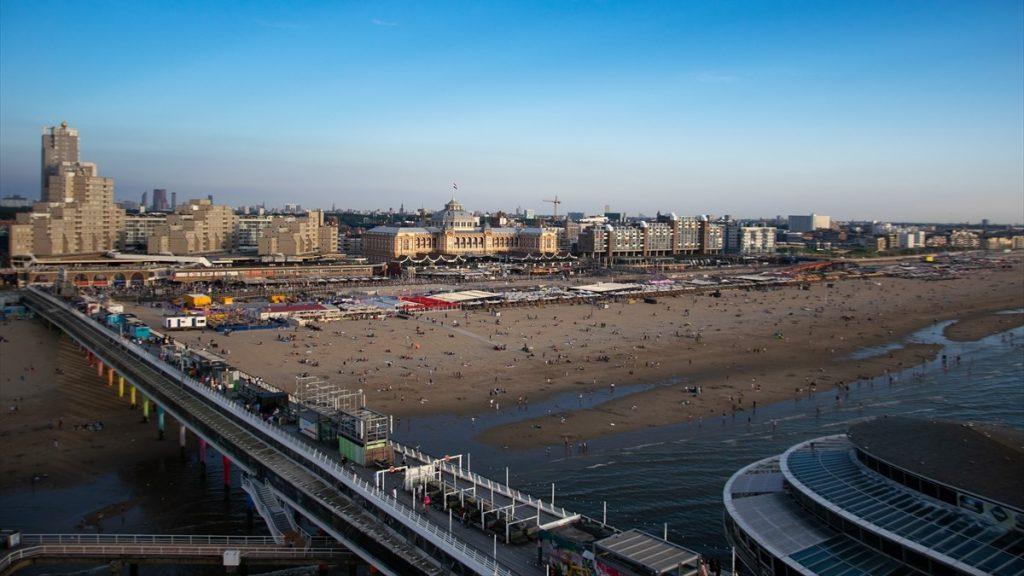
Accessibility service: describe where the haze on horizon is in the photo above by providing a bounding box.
[1,1,1021,223]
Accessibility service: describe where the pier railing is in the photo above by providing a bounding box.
[0,534,347,574]
[26,287,514,576]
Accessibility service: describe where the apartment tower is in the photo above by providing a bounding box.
[41,122,79,202]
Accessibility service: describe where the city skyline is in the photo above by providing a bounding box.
[1,1,1022,222]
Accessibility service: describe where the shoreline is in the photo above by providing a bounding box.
[943,309,1024,342]
[478,303,1024,450]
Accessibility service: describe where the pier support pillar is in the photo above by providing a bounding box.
[130,384,137,409]
[199,438,207,467]
[157,406,165,440]
[118,375,124,398]
[107,367,114,386]
[223,456,232,491]
[179,424,187,449]
[142,397,150,422]
[97,360,104,378]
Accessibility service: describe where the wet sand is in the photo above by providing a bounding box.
[943,310,1024,342]
[0,318,181,491]
[121,265,1023,449]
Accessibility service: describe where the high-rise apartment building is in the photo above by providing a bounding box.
[10,123,125,260]
[151,188,169,212]
[40,122,79,202]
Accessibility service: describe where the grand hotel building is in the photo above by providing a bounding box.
[362,199,560,263]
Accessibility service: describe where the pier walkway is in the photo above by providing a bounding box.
[0,534,348,576]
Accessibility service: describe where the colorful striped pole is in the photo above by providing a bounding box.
[107,367,114,386]
[118,376,125,398]
[129,384,136,408]
[156,406,165,440]
[142,397,150,422]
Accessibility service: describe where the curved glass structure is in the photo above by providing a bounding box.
[724,420,1024,576]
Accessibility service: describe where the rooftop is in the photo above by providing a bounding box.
[848,416,1024,510]
[594,529,700,575]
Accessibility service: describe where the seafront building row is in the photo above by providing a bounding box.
[5,123,1023,269]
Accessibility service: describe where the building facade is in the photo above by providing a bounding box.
[147,199,238,255]
[258,210,339,257]
[576,214,716,263]
[236,215,275,251]
[899,231,927,249]
[151,188,170,212]
[724,417,1023,576]
[363,199,559,262]
[119,214,168,250]
[40,122,79,202]
[949,230,981,249]
[788,214,832,233]
[725,225,777,255]
[10,125,125,259]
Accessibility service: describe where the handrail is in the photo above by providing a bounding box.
[0,542,346,573]
[25,288,513,576]
[21,534,285,545]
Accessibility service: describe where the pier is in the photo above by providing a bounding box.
[21,287,705,576]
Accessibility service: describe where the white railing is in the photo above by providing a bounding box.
[26,288,513,576]
[392,441,574,519]
[21,534,282,546]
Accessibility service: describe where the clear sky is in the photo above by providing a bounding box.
[1,1,1021,222]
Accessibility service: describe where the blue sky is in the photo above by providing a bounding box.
[1,1,1021,222]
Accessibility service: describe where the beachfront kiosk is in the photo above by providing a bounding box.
[294,378,392,466]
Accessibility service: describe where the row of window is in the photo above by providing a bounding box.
[855,449,962,508]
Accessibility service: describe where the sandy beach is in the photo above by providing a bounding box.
[120,264,1023,450]
[0,318,182,491]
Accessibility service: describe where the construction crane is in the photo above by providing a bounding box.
[543,195,562,219]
